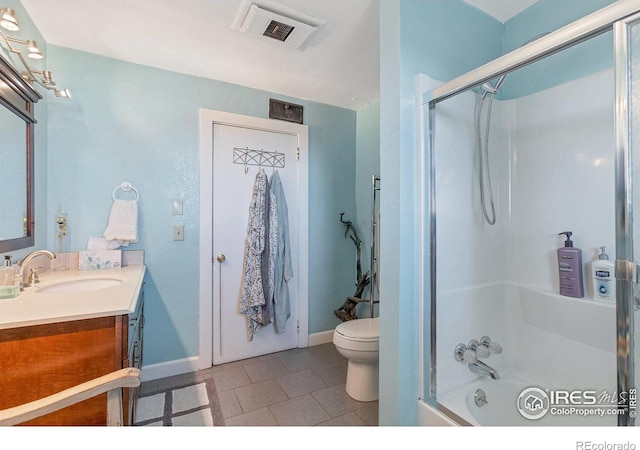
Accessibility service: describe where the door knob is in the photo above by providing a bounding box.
[216,254,226,263]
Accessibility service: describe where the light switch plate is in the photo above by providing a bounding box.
[173,225,184,241]
[172,199,183,215]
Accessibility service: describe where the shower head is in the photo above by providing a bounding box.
[481,74,508,99]
[477,32,550,100]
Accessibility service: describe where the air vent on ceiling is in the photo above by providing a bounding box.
[231,1,325,50]
[263,20,294,42]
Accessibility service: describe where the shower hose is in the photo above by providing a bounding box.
[475,92,497,225]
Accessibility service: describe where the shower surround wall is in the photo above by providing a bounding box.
[435,69,616,407]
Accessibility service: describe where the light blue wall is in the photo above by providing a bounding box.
[501,0,616,100]
[378,0,403,425]
[504,0,616,51]
[401,0,504,84]
[44,46,357,365]
[379,0,622,426]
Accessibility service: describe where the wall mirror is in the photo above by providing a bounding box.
[0,52,41,253]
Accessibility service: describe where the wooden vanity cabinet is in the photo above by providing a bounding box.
[0,287,144,426]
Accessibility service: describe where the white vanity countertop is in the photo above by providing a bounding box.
[0,264,146,330]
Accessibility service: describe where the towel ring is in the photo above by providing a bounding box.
[112,182,139,201]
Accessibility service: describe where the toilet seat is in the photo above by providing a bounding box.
[334,318,379,352]
[335,317,379,340]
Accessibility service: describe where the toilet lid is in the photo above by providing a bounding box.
[335,317,379,340]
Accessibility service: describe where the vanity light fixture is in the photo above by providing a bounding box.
[0,8,19,31]
[22,69,55,85]
[0,6,70,98]
[42,69,54,85]
[54,88,70,98]
[33,69,54,85]
[5,37,42,59]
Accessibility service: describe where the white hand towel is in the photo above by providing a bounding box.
[103,199,138,243]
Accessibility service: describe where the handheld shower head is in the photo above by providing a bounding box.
[480,74,508,99]
[477,32,549,100]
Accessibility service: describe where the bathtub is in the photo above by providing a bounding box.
[418,370,617,426]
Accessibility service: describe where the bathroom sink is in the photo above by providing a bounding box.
[37,278,124,294]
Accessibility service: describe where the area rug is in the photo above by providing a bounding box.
[134,379,225,426]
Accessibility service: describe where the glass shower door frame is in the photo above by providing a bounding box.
[613,11,640,426]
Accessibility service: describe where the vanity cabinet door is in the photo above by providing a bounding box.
[0,286,144,425]
[125,286,144,425]
[127,287,144,369]
[0,316,123,425]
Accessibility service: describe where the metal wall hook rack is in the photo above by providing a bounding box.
[233,147,285,173]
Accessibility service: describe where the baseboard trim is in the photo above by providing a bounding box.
[142,330,335,381]
[308,329,334,346]
[141,356,200,382]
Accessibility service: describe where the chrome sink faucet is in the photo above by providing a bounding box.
[17,250,56,289]
[468,360,500,380]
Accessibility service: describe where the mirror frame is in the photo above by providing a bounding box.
[0,53,42,253]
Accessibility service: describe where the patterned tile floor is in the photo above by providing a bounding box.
[136,343,378,426]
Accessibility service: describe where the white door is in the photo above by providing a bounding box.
[212,123,300,364]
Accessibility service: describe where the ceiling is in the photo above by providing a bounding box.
[19,0,539,111]
[463,0,540,23]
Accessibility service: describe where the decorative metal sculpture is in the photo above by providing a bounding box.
[334,213,370,322]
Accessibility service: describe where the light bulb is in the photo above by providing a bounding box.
[26,40,42,59]
[54,88,71,98]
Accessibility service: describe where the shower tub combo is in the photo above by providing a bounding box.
[417,0,640,427]
[420,283,617,426]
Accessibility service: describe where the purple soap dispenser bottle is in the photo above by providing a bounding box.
[557,231,584,298]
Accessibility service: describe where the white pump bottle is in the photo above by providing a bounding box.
[591,246,615,301]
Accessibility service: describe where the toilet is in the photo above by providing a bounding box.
[333,317,379,402]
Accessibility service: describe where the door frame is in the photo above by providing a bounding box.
[198,109,309,369]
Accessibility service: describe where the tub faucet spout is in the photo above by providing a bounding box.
[468,360,500,380]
